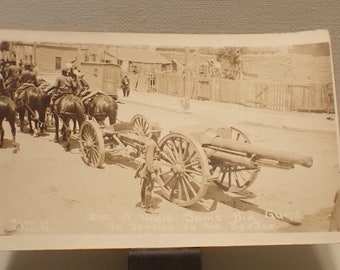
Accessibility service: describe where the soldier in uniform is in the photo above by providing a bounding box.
[137,122,162,214]
[19,63,38,85]
[14,64,39,106]
[46,66,77,111]
[121,74,130,97]
[0,72,5,96]
[4,60,21,100]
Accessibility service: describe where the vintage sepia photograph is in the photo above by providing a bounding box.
[0,29,339,250]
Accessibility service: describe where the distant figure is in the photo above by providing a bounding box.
[121,74,130,97]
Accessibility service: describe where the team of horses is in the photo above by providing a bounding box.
[0,76,118,152]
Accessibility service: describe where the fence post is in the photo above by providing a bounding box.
[184,47,190,110]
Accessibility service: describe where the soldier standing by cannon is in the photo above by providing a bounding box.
[136,122,162,214]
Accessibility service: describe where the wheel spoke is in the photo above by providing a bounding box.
[185,160,201,169]
[163,145,177,162]
[162,173,177,187]
[183,174,198,197]
[182,140,190,161]
[167,139,180,161]
[179,177,190,201]
[184,173,201,186]
[176,175,183,200]
[160,150,175,164]
[233,171,242,187]
[169,175,179,199]
[185,168,202,176]
[160,160,173,168]
[183,150,197,165]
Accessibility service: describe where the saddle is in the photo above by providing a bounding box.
[81,90,107,104]
[15,83,35,107]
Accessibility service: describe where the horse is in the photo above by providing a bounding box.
[53,93,86,151]
[0,96,17,150]
[16,83,50,137]
[77,76,118,126]
[84,93,118,126]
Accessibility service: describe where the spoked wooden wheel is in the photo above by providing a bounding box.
[213,127,260,192]
[79,120,105,168]
[158,132,210,207]
[131,114,151,137]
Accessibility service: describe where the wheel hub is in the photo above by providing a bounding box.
[84,140,94,148]
[172,163,185,175]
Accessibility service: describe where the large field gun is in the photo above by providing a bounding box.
[78,114,313,207]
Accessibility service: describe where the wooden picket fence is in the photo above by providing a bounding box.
[154,73,334,113]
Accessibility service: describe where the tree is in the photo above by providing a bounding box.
[217,47,241,67]
[0,41,10,52]
[217,47,242,79]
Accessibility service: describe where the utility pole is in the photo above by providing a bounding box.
[33,42,37,66]
[184,47,191,110]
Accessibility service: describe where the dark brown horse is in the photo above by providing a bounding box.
[0,96,17,150]
[75,74,117,126]
[85,94,117,126]
[16,83,50,137]
[53,93,86,151]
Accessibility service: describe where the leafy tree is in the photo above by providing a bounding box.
[217,47,241,67]
[0,41,10,52]
[217,47,243,79]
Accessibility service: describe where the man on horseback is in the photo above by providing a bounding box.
[0,73,5,96]
[46,66,77,111]
[19,63,38,86]
[14,64,39,105]
[4,60,22,100]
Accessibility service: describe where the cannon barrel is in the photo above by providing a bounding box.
[202,129,313,168]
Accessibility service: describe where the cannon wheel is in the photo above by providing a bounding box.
[158,132,210,207]
[79,120,105,168]
[214,127,260,193]
[131,114,151,137]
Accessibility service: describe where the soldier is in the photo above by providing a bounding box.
[14,64,39,106]
[46,67,77,111]
[137,122,162,214]
[0,72,5,96]
[121,74,130,97]
[4,60,21,100]
[19,63,38,85]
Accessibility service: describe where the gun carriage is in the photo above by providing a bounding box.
[79,115,313,207]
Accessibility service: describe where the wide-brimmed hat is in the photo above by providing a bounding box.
[150,122,162,133]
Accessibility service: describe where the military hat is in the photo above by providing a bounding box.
[150,122,162,133]
[62,66,69,73]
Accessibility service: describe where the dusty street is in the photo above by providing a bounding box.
[0,91,339,238]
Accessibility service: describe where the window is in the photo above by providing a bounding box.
[55,57,62,70]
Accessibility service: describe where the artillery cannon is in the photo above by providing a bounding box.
[79,114,313,207]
